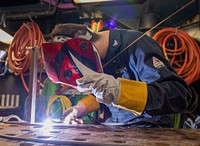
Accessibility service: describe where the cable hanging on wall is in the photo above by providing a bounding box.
[7,22,45,92]
[153,28,200,85]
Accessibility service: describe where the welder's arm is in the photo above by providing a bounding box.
[62,95,100,124]
[76,73,147,116]
[128,35,192,116]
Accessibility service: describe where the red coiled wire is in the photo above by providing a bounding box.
[8,22,45,92]
[153,28,200,85]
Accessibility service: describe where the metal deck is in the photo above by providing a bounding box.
[0,123,199,145]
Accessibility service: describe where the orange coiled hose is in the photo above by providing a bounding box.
[153,28,200,85]
[8,22,45,92]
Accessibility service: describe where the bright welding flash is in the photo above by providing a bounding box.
[42,118,53,131]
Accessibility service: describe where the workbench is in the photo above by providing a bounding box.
[0,123,199,146]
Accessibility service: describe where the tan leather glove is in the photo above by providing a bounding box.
[76,73,120,105]
[76,73,148,116]
[62,95,100,124]
[62,101,86,124]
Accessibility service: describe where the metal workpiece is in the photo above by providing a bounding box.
[0,123,200,146]
[0,115,27,123]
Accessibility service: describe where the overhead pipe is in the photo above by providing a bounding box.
[1,0,61,21]
[40,0,76,9]
[137,0,161,37]
[138,0,197,37]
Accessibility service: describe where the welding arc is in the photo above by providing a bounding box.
[102,0,196,69]
[153,28,200,85]
[8,22,45,92]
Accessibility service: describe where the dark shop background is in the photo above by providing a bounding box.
[0,0,199,130]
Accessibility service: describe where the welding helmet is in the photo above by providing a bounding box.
[0,50,8,76]
[42,38,103,88]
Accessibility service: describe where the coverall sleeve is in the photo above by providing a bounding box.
[132,35,192,116]
[115,32,192,116]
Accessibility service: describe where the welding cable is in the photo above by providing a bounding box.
[183,115,200,129]
[46,95,72,118]
[8,22,45,92]
[153,28,200,85]
[86,114,101,125]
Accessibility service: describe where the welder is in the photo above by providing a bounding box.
[42,23,193,127]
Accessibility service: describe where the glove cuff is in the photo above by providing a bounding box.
[80,95,100,113]
[114,78,147,116]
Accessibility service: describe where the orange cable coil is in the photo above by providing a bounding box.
[8,22,45,92]
[153,28,200,85]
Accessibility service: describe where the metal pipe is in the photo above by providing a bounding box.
[3,0,60,21]
[27,46,38,124]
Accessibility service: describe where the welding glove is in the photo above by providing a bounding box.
[76,73,120,105]
[76,73,148,116]
[62,95,100,124]
[62,101,86,124]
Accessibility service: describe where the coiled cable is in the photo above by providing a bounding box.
[46,95,72,118]
[8,22,45,92]
[153,28,200,85]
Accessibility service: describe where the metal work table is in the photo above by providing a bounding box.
[0,123,199,146]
